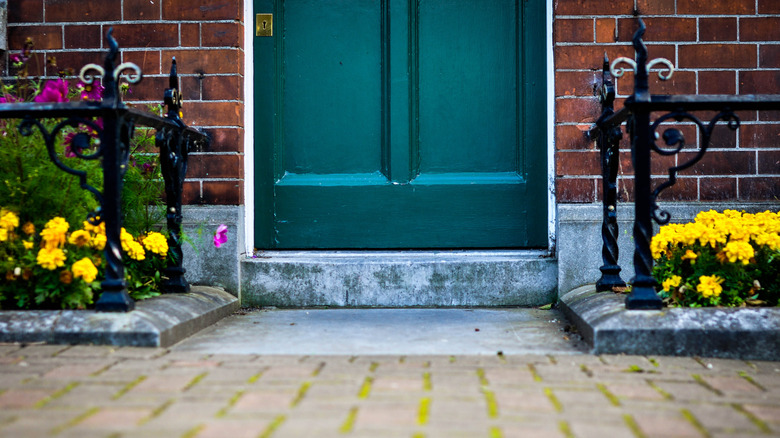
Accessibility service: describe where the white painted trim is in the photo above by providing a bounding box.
[243,0,255,256]
[241,1,558,253]
[546,0,556,253]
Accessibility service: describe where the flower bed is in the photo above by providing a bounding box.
[652,210,780,307]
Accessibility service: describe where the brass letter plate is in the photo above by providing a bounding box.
[256,14,273,37]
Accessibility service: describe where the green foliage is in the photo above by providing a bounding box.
[652,210,780,307]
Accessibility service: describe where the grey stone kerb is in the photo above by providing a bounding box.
[559,285,780,360]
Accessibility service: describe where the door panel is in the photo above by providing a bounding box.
[254,0,547,249]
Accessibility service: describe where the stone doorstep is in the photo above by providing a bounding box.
[0,286,240,348]
[240,250,558,307]
[559,285,780,360]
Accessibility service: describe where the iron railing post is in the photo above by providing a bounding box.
[158,59,191,293]
[595,54,626,292]
[95,30,134,312]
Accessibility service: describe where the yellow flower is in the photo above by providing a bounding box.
[22,240,33,249]
[721,241,754,265]
[68,230,91,247]
[0,228,6,242]
[662,275,682,292]
[142,232,168,257]
[40,217,69,248]
[36,247,66,270]
[72,257,98,283]
[22,222,35,235]
[697,275,724,299]
[680,250,698,263]
[90,232,106,251]
[123,239,146,261]
[0,211,19,230]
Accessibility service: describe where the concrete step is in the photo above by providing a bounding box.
[240,251,557,307]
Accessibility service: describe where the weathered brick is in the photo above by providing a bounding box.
[557,151,600,176]
[8,25,62,50]
[123,0,161,20]
[162,49,242,75]
[679,150,756,175]
[699,71,737,95]
[44,0,120,22]
[618,18,696,43]
[555,124,594,150]
[555,0,634,16]
[188,154,242,179]
[555,45,635,70]
[555,71,598,97]
[162,0,240,21]
[678,44,757,69]
[122,76,170,101]
[122,50,162,76]
[111,24,180,48]
[554,19,593,43]
[202,75,243,101]
[758,150,780,174]
[759,45,780,69]
[50,50,104,75]
[741,18,780,42]
[185,101,243,127]
[678,0,755,14]
[180,76,201,101]
[617,70,696,96]
[596,18,616,43]
[700,178,737,201]
[698,18,738,42]
[556,178,596,203]
[202,22,243,48]
[181,23,200,47]
[740,123,780,148]
[556,98,601,124]
[64,25,102,49]
[203,128,244,153]
[740,71,780,94]
[182,181,201,204]
[740,177,780,200]
[758,0,780,14]
[8,0,43,23]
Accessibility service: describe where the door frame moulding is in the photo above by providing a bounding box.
[242,0,557,255]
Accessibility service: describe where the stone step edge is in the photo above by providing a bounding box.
[0,286,240,348]
[559,285,780,360]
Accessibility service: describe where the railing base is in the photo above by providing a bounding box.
[162,267,191,293]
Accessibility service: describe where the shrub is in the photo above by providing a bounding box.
[651,210,780,307]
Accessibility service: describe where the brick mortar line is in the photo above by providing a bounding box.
[9,20,242,26]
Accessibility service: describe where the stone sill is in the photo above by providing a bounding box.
[559,285,780,360]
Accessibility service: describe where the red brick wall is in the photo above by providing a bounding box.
[7,1,780,207]
[555,0,780,204]
[6,0,245,205]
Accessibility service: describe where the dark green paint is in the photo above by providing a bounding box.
[254,0,547,249]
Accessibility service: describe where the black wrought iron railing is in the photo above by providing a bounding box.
[588,19,780,309]
[0,30,209,312]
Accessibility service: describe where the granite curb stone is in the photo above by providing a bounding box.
[0,286,239,347]
[559,284,780,360]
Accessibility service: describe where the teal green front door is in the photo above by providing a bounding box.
[254,0,547,249]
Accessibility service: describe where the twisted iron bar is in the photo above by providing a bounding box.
[594,54,626,292]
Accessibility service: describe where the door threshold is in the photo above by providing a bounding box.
[241,250,557,308]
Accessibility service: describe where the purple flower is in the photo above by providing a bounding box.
[77,80,104,101]
[213,224,228,248]
[34,79,69,103]
[0,95,19,103]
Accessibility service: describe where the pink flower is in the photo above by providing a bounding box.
[34,78,69,103]
[77,80,104,101]
[213,224,228,248]
[0,95,19,103]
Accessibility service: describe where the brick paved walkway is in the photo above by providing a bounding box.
[0,344,777,437]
